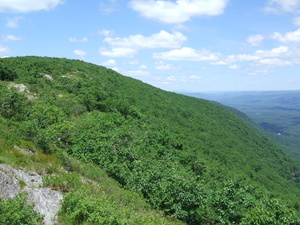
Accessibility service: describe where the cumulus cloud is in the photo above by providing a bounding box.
[99,47,137,58]
[68,37,88,43]
[246,34,265,46]
[272,29,300,43]
[155,61,182,70]
[257,58,293,66]
[111,67,120,72]
[102,59,117,66]
[153,47,221,61]
[209,45,300,70]
[214,46,296,66]
[0,0,64,13]
[152,44,300,71]
[6,17,23,28]
[104,30,187,49]
[73,50,87,58]
[129,0,229,24]
[263,0,300,13]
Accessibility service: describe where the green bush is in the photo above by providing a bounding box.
[0,195,43,225]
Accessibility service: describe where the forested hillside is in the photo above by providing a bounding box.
[1,56,300,224]
[184,91,300,162]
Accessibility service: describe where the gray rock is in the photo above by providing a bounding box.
[0,164,63,225]
[0,164,42,189]
[0,169,20,200]
[43,74,54,80]
[27,188,63,225]
[8,83,30,93]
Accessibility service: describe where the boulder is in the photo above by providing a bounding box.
[27,188,63,225]
[0,164,63,225]
[0,166,20,200]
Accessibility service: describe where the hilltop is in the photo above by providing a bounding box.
[1,56,300,224]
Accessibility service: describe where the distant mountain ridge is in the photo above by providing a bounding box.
[1,56,300,224]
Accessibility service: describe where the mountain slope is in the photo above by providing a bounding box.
[183,91,300,161]
[1,56,300,224]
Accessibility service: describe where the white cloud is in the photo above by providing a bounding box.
[0,45,11,55]
[257,58,293,66]
[129,0,229,24]
[102,59,117,66]
[217,46,295,65]
[68,37,88,43]
[99,29,115,37]
[255,46,291,57]
[293,16,300,26]
[272,29,300,43]
[153,47,221,61]
[111,67,120,72]
[227,54,260,62]
[166,76,186,82]
[73,50,87,58]
[139,65,147,69]
[208,45,300,71]
[246,34,265,46]
[2,35,22,41]
[152,45,300,72]
[0,0,64,13]
[263,0,300,13]
[155,61,182,70]
[6,17,23,28]
[189,75,203,79]
[99,47,137,58]
[104,30,187,49]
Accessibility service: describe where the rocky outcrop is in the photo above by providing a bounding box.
[7,82,38,100]
[0,165,20,200]
[8,83,30,93]
[0,164,63,225]
[27,188,63,225]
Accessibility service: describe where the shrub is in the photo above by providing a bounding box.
[0,195,43,225]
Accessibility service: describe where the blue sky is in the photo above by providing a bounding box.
[1,0,300,92]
